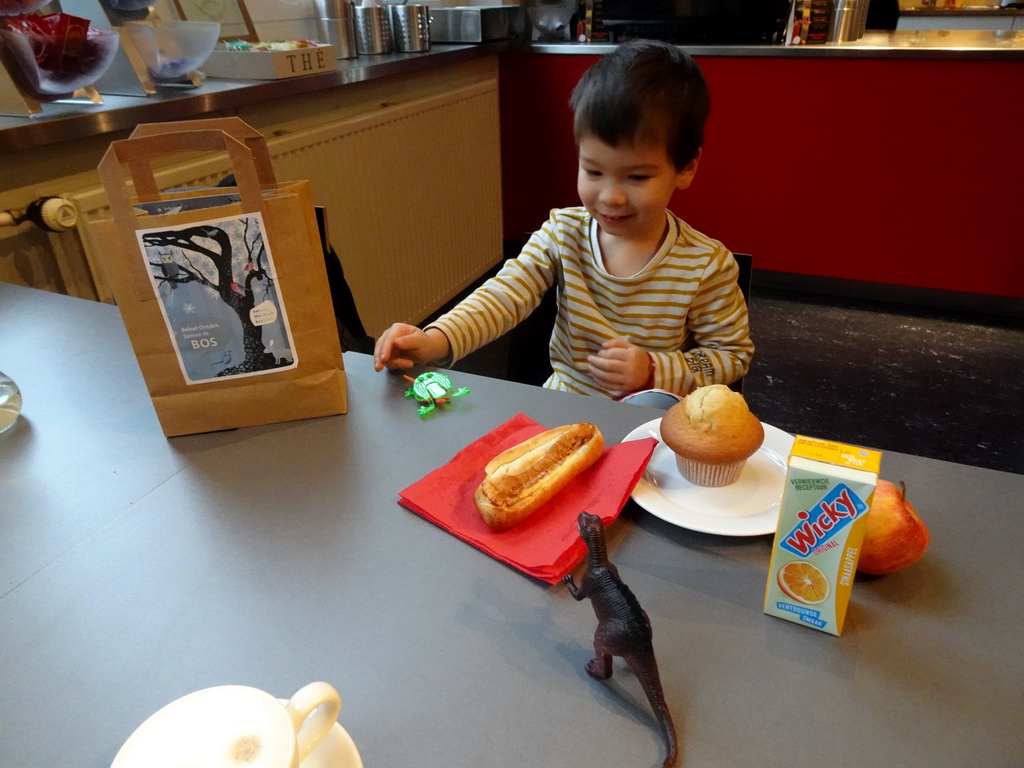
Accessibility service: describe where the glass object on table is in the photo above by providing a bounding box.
[0,371,22,434]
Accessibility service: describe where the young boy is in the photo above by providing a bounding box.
[374,40,753,399]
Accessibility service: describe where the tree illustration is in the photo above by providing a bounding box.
[142,216,287,376]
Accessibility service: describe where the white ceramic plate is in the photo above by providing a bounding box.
[622,418,794,536]
[277,700,363,768]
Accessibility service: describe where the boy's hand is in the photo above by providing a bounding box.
[587,339,650,393]
[373,324,450,371]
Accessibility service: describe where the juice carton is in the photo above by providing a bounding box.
[763,436,882,636]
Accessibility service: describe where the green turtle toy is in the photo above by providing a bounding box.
[403,372,470,417]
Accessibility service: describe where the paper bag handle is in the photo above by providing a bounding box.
[125,117,278,194]
[98,129,265,224]
[97,129,265,301]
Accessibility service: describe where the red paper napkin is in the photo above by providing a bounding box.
[398,413,658,583]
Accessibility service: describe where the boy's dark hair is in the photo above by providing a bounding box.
[570,40,710,170]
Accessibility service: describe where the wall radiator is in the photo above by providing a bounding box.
[68,77,504,338]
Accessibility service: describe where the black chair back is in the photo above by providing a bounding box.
[728,252,753,393]
[314,207,374,352]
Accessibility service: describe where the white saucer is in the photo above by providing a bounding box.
[276,701,363,768]
[622,418,794,536]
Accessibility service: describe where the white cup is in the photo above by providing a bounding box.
[111,682,343,768]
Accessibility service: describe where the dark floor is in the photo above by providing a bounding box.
[447,286,1024,476]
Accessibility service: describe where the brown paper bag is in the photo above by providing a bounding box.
[91,117,347,437]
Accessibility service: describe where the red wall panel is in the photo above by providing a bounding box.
[498,52,1024,298]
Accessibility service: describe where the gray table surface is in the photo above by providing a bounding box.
[1,283,1022,768]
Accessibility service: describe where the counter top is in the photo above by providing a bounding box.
[2,34,1021,156]
[531,30,1024,57]
[901,6,1022,16]
[0,41,513,153]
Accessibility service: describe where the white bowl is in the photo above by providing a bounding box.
[0,27,120,97]
[0,0,51,15]
[124,20,221,82]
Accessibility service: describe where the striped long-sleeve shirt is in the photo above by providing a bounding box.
[429,207,754,398]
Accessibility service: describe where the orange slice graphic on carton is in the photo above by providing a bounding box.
[777,561,831,605]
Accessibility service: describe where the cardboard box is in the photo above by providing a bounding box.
[583,0,610,43]
[763,436,881,636]
[787,0,833,45]
[203,45,337,80]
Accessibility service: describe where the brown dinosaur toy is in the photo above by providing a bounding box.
[562,511,679,768]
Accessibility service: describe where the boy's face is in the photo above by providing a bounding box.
[577,134,699,246]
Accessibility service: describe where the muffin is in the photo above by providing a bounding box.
[660,384,765,487]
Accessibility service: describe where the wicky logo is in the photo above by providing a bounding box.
[780,483,869,557]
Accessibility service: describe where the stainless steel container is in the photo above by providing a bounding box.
[316,15,358,59]
[855,0,869,38]
[390,4,431,52]
[315,0,354,17]
[829,0,861,42]
[355,5,392,54]
[428,6,519,44]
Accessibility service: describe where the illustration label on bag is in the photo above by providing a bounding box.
[136,212,298,384]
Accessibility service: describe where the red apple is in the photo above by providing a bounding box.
[857,480,930,575]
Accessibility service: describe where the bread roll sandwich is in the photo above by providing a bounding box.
[474,423,605,531]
